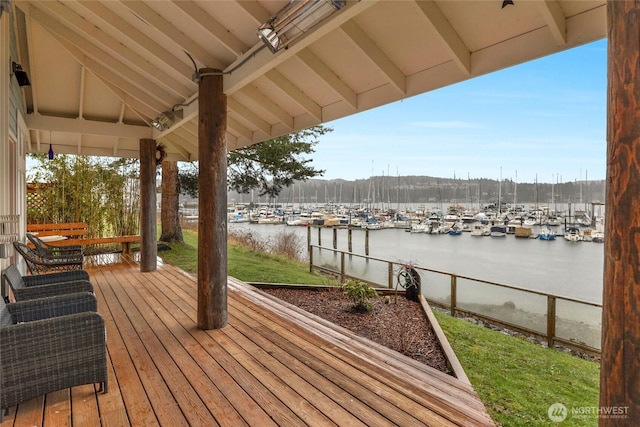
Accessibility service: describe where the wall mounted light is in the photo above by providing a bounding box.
[151,108,183,131]
[11,62,31,87]
[258,0,345,53]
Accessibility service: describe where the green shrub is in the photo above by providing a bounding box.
[342,280,378,312]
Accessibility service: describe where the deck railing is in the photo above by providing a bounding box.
[309,244,602,355]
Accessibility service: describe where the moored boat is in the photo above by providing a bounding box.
[490,224,507,237]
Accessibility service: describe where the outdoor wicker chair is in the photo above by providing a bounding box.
[0,293,107,419]
[13,241,84,274]
[2,264,93,301]
[26,233,83,257]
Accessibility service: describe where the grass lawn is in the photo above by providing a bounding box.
[158,229,600,427]
[433,311,600,426]
[158,229,330,285]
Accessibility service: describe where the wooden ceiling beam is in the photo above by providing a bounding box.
[265,69,322,121]
[228,97,271,136]
[297,49,357,110]
[121,1,223,70]
[75,0,195,84]
[26,114,152,139]
[33,0,192,100]
[172,1,247,57]
[340,20,406,95]
[414,0,471,75]
[48,34,166,115]
[241,85,293,130]
[28,6,175,109]
[538,0,567,46]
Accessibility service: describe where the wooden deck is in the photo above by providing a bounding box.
[2,255,495,426]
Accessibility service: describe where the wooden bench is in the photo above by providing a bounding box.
[27,222,140,253]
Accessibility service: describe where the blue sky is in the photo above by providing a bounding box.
[316,39,607,184]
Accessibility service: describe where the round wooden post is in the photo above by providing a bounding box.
[348,228,352,252]
[139,138,157,272]
[600,1,640,423]
[197,68,227,330]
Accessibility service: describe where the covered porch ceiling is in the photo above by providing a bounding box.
[11,0,606,162]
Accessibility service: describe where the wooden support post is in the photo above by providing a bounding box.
[348,228,352,252]
[600,1,640,423]
[307,225,311,252]
[333,227,337,249]
[318,226,321,246]
[197,68,227,330]
[365,228,369,256]
[139,139,157,272]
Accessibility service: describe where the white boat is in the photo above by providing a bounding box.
[564,226,583,242]
[470,224,490,236]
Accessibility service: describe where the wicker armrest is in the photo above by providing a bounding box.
[26,233,83,257]
[23,269,90,286]
[7,292,97,323]
[12,280,94,301]
[13,242,84,274]
[0,311,108,412]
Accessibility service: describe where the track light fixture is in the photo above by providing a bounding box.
[11,62,31,87]
[258,0,345,53]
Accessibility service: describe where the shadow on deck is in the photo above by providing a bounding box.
[2,254,494,426]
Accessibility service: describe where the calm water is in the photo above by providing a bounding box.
[229,223,604,305]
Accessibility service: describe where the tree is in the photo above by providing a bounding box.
[178,125,330,199]
[159,160,183,243]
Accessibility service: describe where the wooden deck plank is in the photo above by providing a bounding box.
[103,269,225,427]
[115,267,294,427]
[105,268,248,427]
[149,266,386,426]
[228,292,452,427]
[92,269,182,426]
[70,385,100,426]
[138,268,309,427]
[1,255,494,427]
[135,268,336,427]
[96,352,131,427]
[42,389,69,426]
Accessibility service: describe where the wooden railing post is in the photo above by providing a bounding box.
[547,295,556,349]
[388,262,394,289]
[307,225,311,252]
[333,227,337,249]
[450,275,457,316]
[365,228,369,256]
[340,251,345,283]
[348,228,352,252]
[318,226,321,246]
[309,245,313,273]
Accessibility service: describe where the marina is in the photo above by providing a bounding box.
[229,217,605,306]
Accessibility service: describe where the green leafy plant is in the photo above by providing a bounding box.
[342,280,378,312]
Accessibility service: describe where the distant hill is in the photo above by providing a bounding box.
[227,175,605,208]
